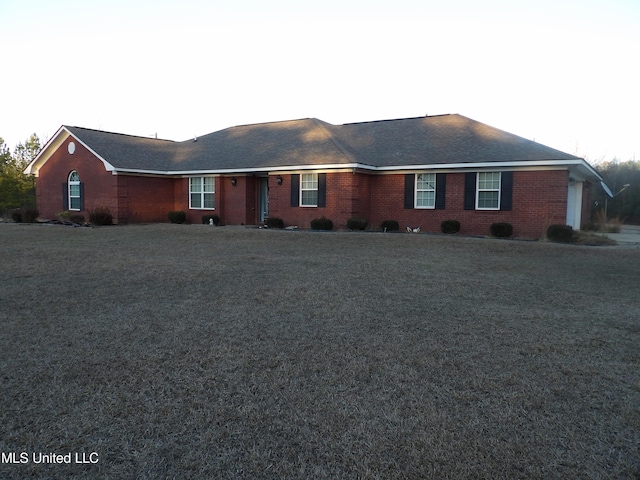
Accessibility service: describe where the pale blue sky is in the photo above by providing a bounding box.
[1,0,638,163]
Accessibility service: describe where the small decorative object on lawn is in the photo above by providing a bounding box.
[406,226,421,233]
[202,214,220,225]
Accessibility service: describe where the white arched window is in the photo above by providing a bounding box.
[68,171,81,210]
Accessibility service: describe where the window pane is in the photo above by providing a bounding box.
[478,191,499,209]
[69,184,80,196]
[191,193,201,208]
[203,193,215,209]
[416,173,435,190]
[301,173,318,189]
[69,171,80,182]
[70,198,80,210]
[190,177,202,192]
[301,190,318,206]
[416,191,435,207]
[204,177,215,193]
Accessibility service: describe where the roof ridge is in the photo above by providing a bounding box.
[310,118,358,164]
[342,114,453,126]
[65,125,175,143]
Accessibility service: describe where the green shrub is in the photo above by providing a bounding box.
[69,214,85,224]
[202,214,220,225]
[490,222,513,238]
[380,220,399,232]
[547,224,573,243]
[10,209,22,223]
[265,217,284,229]
[441,219,460,234]
[89,207,113,226]
[310,216,333,231]
[168,210,186,224]
[347,217,367,230]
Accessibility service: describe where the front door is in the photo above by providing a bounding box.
[258,177,269,222]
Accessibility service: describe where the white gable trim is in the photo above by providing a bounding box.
[24,126,116,177]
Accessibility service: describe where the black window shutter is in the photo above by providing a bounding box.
[290,174,300,207]
[317,173,326,207]
[404,174,415,209]
[79,182,85,211]
[62,183,68,210]
[435,173,446,210]
[464,172,477,210]
[500,171,513,211]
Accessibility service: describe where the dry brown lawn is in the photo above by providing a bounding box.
[1,223,638,479]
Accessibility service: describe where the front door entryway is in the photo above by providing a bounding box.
[258,177,269,222]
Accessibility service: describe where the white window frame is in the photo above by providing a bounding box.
[415,173,436,209]
[300,173,318,207]
[476,172,501,210]
[189,176,216,210]
[68,170,81,211]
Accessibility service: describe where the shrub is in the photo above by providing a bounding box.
[202,214,220,225]
[547,224,574,243]
[69,214,85,224]
[441,219,460,234]
[168,211,186,224]
[310,216,333,231]
[380,220,399,232]
[490,222,513,238]
[347,217,367,231]
[89,207,113,226]
[10,209,22,223]
[265,217,284,229]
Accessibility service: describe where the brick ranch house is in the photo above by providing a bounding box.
[25,114,604,238]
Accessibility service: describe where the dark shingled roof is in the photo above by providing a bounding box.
[65,114,581,173]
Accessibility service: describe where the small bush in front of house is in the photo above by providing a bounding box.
[69,214,85,224]
[11,209,22,223]
[347,217,368,231]
[202,214,220,225]
[265,217,284,229]
[441,220,461,234]
[90,207,113,226]
[310,216,333,231]
[380,220,399,232]
[490,222,513,238]
[168,210,186,224]
[547,224,574,243]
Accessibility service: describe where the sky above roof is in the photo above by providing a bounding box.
[1,0,638,164]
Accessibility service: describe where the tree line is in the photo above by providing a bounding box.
[592,160,639,224]
[0,134,40,218]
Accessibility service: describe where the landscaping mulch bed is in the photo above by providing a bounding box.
[1,224,638,479]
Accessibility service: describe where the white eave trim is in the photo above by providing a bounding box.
[23,126,117,176]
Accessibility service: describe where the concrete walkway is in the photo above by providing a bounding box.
[604,224,640,247]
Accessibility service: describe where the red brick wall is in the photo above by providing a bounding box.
[269,172,374,229]
[116,175,176,223]
[269,169,569,238]
[35,137,118,221]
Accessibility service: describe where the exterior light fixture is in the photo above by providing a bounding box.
[231,177,237,186]
[277,175,283,185]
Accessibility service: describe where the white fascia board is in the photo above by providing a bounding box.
[24,126,68,175]
[112,163,375,176]
[65,128,116,172]
[23,126,117,176]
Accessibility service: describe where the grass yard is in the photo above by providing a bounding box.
[0,224,638,479]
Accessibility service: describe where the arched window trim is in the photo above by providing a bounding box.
[68,170,81,211]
